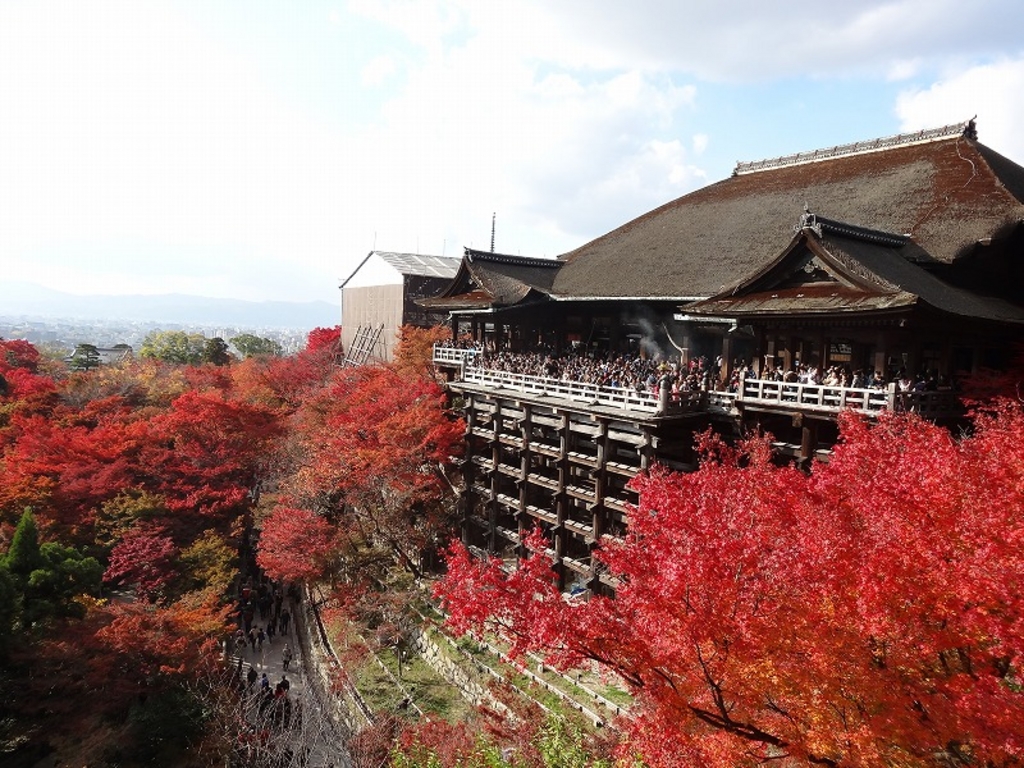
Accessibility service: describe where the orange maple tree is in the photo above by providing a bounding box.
[97,589,232,678]
[276,327,463,580]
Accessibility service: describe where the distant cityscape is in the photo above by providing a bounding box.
[0,314,312,356]
[0,282,339,356]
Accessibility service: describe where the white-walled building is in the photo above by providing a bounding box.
[340,251,460,364]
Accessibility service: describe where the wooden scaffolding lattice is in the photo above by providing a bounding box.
[345,324,387,366]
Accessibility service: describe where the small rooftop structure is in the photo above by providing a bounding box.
[65,344,133,369]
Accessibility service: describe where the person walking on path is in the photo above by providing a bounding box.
[282,644,293,672]
[233,630,247,658]
[280,607,291,635]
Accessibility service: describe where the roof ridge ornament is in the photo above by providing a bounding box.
[735,119,977,176]
[797,206,822,237]
[796,209,910,248]
[462,247,561,268]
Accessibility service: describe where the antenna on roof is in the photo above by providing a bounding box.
[490,212,496,253]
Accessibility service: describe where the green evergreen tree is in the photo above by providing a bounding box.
[69,343,102,371]
[203,337,232,366]
[3,509,102,629]
[230,333,283,358]
[27,542,102,622]
[139,330,207,365]
[4,508,43,575]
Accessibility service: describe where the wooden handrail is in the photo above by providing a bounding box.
[432,346,961,418]
[736,376,960,418]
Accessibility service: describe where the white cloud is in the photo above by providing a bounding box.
[361,55,398,86]
[895,57,1024,163]
[338,10,704,256]
[3,0,1024,305]
[511,0,1024,82]
[886,58,924,82]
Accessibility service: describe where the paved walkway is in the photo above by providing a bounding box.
[226,602,349,767]
[231,621,304,701]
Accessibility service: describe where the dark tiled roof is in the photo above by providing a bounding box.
[552,131,1024,300]
[418,249,560,309]
[821,231,1024,323]
[463,249,560,305]
[687,284,918,317]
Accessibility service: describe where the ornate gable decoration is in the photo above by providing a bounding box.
[681,211,917,317]
[772,251,839,290]
[735,211,907,296]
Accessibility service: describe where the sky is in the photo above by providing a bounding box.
[3,0,1024,305]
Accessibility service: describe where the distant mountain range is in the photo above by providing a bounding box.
[0,281,339,330]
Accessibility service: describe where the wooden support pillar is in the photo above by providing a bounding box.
[720,334,733,387]
[462,395,473,546]
[795,337,808,368]
[592,420,608,540]
[754,327,766,376]
[800,420,819,466]
[873,331,888,379]
[488,401,501,553]
[518,406,532,557]
[590,420,608,591]
[640,430,653,472]
[554,413,570,591]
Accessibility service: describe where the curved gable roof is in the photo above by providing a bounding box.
[420,249,561,310]
[686,216,1024,324]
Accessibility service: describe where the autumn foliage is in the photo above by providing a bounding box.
[437,404,1024,767]
[256,505,338,582]
[12,319,1024,766]
[0,339,293,762]
[272,325,463,580]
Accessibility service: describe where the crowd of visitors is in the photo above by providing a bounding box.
[459,344,723,400]
[235,578,293,650]
[756,362,944,392]
[438,340,947,399]
[229,575,301,750]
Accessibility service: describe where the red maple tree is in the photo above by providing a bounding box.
[436,405,1024,767]
[103,524,179,601]
[144,389,283,520]
[305,325,342,355]
[0,397,151,536]
[0,338,56,417]
[280,327,464,580]
[256,505,338,583]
